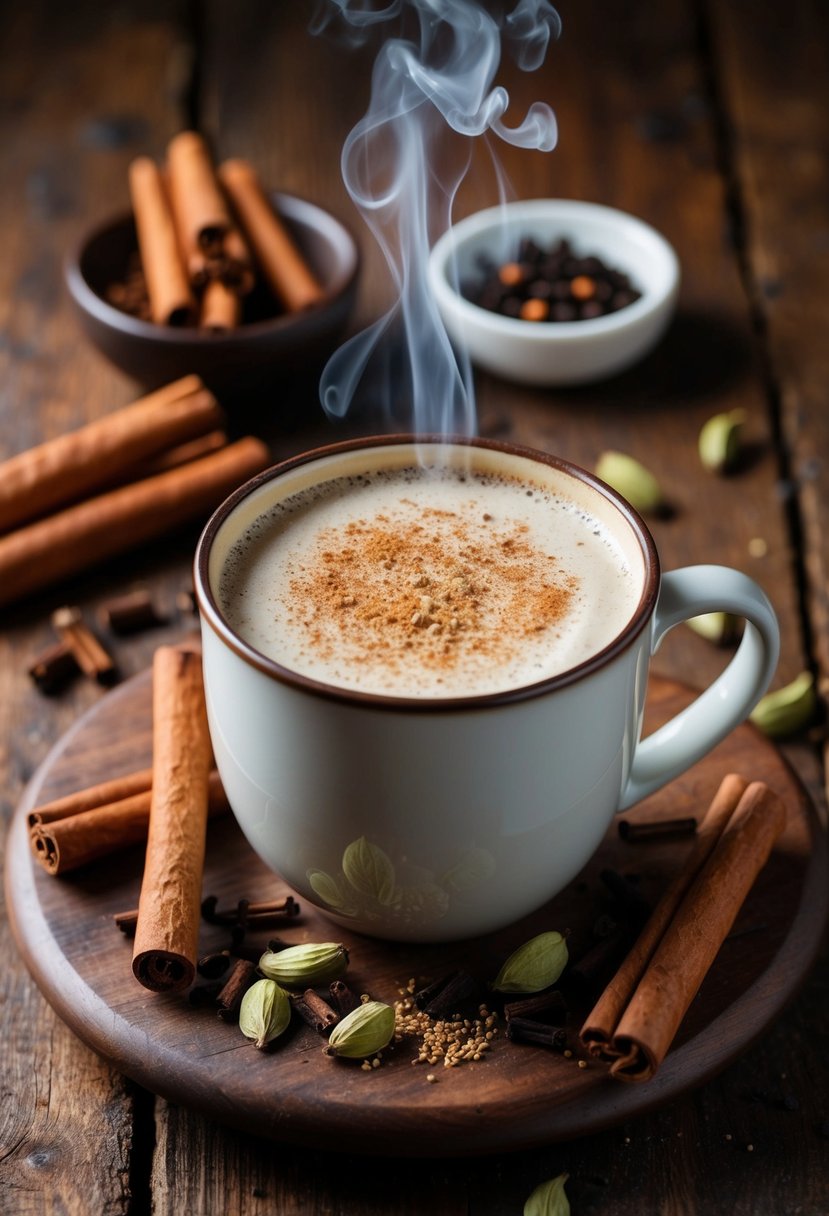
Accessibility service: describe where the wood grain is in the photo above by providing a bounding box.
[0,4,194,1213]
[7,669,826,1157]
[0,0,827,1212]
[706,0,829,801]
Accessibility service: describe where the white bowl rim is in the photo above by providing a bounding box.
[428,198,680,343]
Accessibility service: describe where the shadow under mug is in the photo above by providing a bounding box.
[195,437,780,943]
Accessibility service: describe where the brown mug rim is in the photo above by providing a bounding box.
[194,435,661,713]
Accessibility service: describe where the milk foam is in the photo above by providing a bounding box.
[218,466,641,698]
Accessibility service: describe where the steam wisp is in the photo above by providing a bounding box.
[315,1,560,436]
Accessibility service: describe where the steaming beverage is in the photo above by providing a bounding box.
[199,438,778,941]
[218,463,641,698]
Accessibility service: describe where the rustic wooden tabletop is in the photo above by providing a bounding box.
[1,2,827,1212]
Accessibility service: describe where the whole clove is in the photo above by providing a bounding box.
[292,989,340,1035]
[503,990,568,1025]
[113,908,139,937]
[99,588,165,635]
[202,893,300,928]
[619,816,698,843]
[506,1017,568,1050]
[216,958,257,1022]
[329,979,360,1016]
[564,928,635,999]
[196,950,232,980]
[591,913,620,940]
[27,640,81,694]
[187,981,224,1008]
[230,936,290,962]
[414,973,454,1010]
[52,605,118,686]
[599,868,651,925]
[415,971,482,1020]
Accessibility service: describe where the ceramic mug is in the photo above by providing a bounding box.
[195,437,779,942]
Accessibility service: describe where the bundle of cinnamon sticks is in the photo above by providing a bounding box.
[580,774,787,1081]
[0,374,269,608]
[124,132,325,331]
[28,767,227,876]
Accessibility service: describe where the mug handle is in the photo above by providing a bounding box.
[619,565,780,810]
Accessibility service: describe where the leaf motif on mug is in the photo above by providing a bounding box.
[307,868,357,915]
[342,837,396,905]
[440,846,497,893]
[389,882,450,922]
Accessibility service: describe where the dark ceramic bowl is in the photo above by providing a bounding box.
[65,192,360,395]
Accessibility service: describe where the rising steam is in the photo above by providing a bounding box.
[314,0,560,435]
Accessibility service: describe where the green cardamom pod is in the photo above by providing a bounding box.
[326,1000,396,1059]
[238,978,291,1049]
[750,671,817,738]
[492,931,569,994]
[595,451,663,515]
[524,1173,570,1216]
[686,612,742,646]
[698,408,747,473]
[258,942,349,989]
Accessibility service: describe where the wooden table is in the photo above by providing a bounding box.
[1,2,827,1211]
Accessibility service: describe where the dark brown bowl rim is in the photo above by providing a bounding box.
[195,436,660,713]
[64,191,361,345]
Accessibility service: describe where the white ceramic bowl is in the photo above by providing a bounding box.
[428,198,680,386]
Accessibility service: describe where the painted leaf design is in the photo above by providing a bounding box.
[441,847,496,893]
[308,868,351,911]
[342,836,396,904]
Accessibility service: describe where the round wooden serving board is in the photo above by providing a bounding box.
[6,671,827,1157]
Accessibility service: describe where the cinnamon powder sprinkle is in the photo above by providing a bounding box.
[286,506,577,684]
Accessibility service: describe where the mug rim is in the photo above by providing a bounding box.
[194,435,661,712]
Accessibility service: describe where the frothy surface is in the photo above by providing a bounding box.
[218,466,640,697]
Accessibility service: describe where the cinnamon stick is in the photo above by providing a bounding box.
[132,646,213,993]
[30,770,228,876]
[0,376,222,534]
[218,226,255,295]
[199,279,241,332]
[581,773,748,1060]
[129,156,197,326]
[584,779,786,1082]
[167,131,232,255]
[28,768,154,827]
[136,430,228,477]
[0,437,269,608]
[218,159,325,312]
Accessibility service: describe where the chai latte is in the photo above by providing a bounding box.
[218,465,641,697]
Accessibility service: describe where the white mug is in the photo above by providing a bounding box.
[195,437,779,942]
